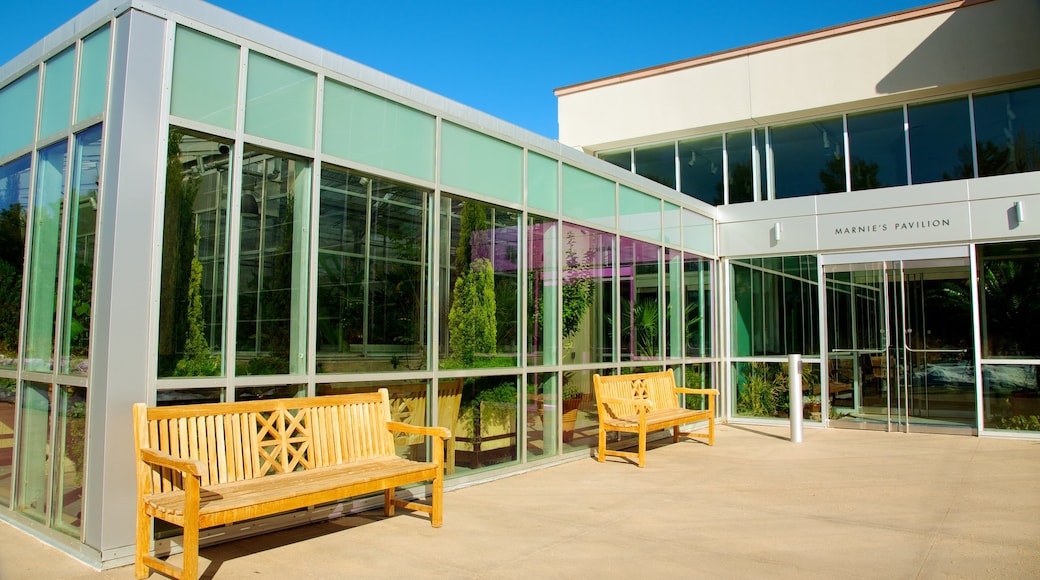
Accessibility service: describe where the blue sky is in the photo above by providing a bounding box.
[1,0,930,139]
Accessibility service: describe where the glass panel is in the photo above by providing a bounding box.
[772,117,846,198]
[983,364,1040,432]
[562,223,613,364]
[158,130,230,377]
[618,237,660,361]
[909,97,973,183]
[527,215,557,366]
[664,249,683,360]
[847,107,908,190]
[0,70,39,159]
[322,80,435,181]
[156,388,225,405]
[684,253,713,357]
[456,376,519,471]
[439,196,519,369]
[678,135,724,205]
[682,363,714,410]
[52,385,85,536]
[0,378,14,507]
[60,125,102,375]
[0,156,31,370]
[75,26,110,124]
[244,52,316,149]
[39,47,76,139]
[618,186,660,241]
[562,165,615,227]
[683,209,714,256]
[171,27,240,130]
[25,141,68,373]
[561,368,597,450]
[633,142,675,189]
[978,241,1040,358]
[16,381,51,523]
[726,131,754,204]
[316,168,428,373]
[236,149,310,375]
[235,384,305,401]
[733,361,790,418]
[440,122,522,204]
[973,85,1040,176]
[731,256,819,357]
[663,202,680,245]
[598,149,630,170]
[527,372,557,458]
[756,128,769,200]
[526,152,557,213]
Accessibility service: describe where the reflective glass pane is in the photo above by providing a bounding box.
[619,237,660,361]
[0,156,31,370]
[973,85,1040,176]
[678,135,723,205]
[244,52,315,149]
[562,223,613,364]
[455,376,519,472]
[682,363,714,410]
[236,149,310,375]
[156,388,224,405]
[316,168,428,373]
[0,378,14,507]
[527,215,558,366]
[75,26,110,123]
[61,125,103,375]
[982,364,1040,432]
[732,256,819,357]
[665,249,683,359]
[772,117,846,198]
[685,254,713,357]
[527,372,557,458]
[439,197,519,369]
[322,80,435,181]
[0,71,39,158]
[726,131,754,204]
[598,149,630,170]
[562,165,615,227]
[633,142,675,188]
[560,368,597,451]
[619,185,660,241]
[663,201,680,245]
[909,97,973,183]
[171,27,239,130]
[847,107,908,190]
[39,47,75,138]
[16,381,51,523]
[526,152,557,213]
[440,122,522,204]
[25,141,68,372]
[978,241,1040,358]
[53,385,85,536]
[158,130,230,377]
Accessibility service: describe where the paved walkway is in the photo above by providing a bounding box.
[2,424,1038,579]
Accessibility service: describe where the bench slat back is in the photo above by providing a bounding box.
[593,371,681,418]
[137,390,396,492]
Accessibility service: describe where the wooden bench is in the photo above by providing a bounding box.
[593,371,719,468]
[133,388,449,580]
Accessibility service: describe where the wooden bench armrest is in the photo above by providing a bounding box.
[674,388,720,396]
[140,447,207,478]
[386,421,451,440]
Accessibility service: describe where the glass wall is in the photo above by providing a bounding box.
[561,223,614,365]
[978,241,1040,433]
[316,168,429,373]
[0,157,31,370]
[618,237,661,361]
[600,83,1040,205]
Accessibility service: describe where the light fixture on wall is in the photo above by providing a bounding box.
[772,222,783,243]
[1015,200,1025,223]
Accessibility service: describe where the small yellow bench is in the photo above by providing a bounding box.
[593,371,718,467]
[133,389,449,580]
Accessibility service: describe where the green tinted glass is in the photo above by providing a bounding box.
[75,26,110,123]
[619,185,661,240]
[526,152,557,213]
[440,122,522,203]
[0,71,39,158]
[562,165,615,227]
[245,52,316,149]
[39,47,76,138]
[171,27,240,130]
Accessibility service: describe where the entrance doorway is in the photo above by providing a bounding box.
[823,252,977,434]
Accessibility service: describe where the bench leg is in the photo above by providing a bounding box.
[431,466,444,528]
[708,417,715,446]
[385,488,395,517]
[135,507,150,579]
[597,427,607,462]
[182,521,200,580]
[672,425,680,443]
[638,428,647,468]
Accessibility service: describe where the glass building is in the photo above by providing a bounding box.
[0,0,1037,569]
[0,0,716,567]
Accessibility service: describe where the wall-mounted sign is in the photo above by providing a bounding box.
[818,203,970,251]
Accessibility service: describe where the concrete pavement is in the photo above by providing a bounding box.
[2,424,1038,579]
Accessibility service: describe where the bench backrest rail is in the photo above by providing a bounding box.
[593,370,682,419]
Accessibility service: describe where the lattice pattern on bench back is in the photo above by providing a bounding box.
[141,391,396,493]
[594,371,682,420]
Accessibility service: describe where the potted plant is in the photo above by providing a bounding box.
[561,383,585,442]
[804,395,822,421]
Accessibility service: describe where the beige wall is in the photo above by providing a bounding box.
[558,0,1040,151]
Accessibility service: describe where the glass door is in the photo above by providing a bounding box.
[824,257,977,434]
